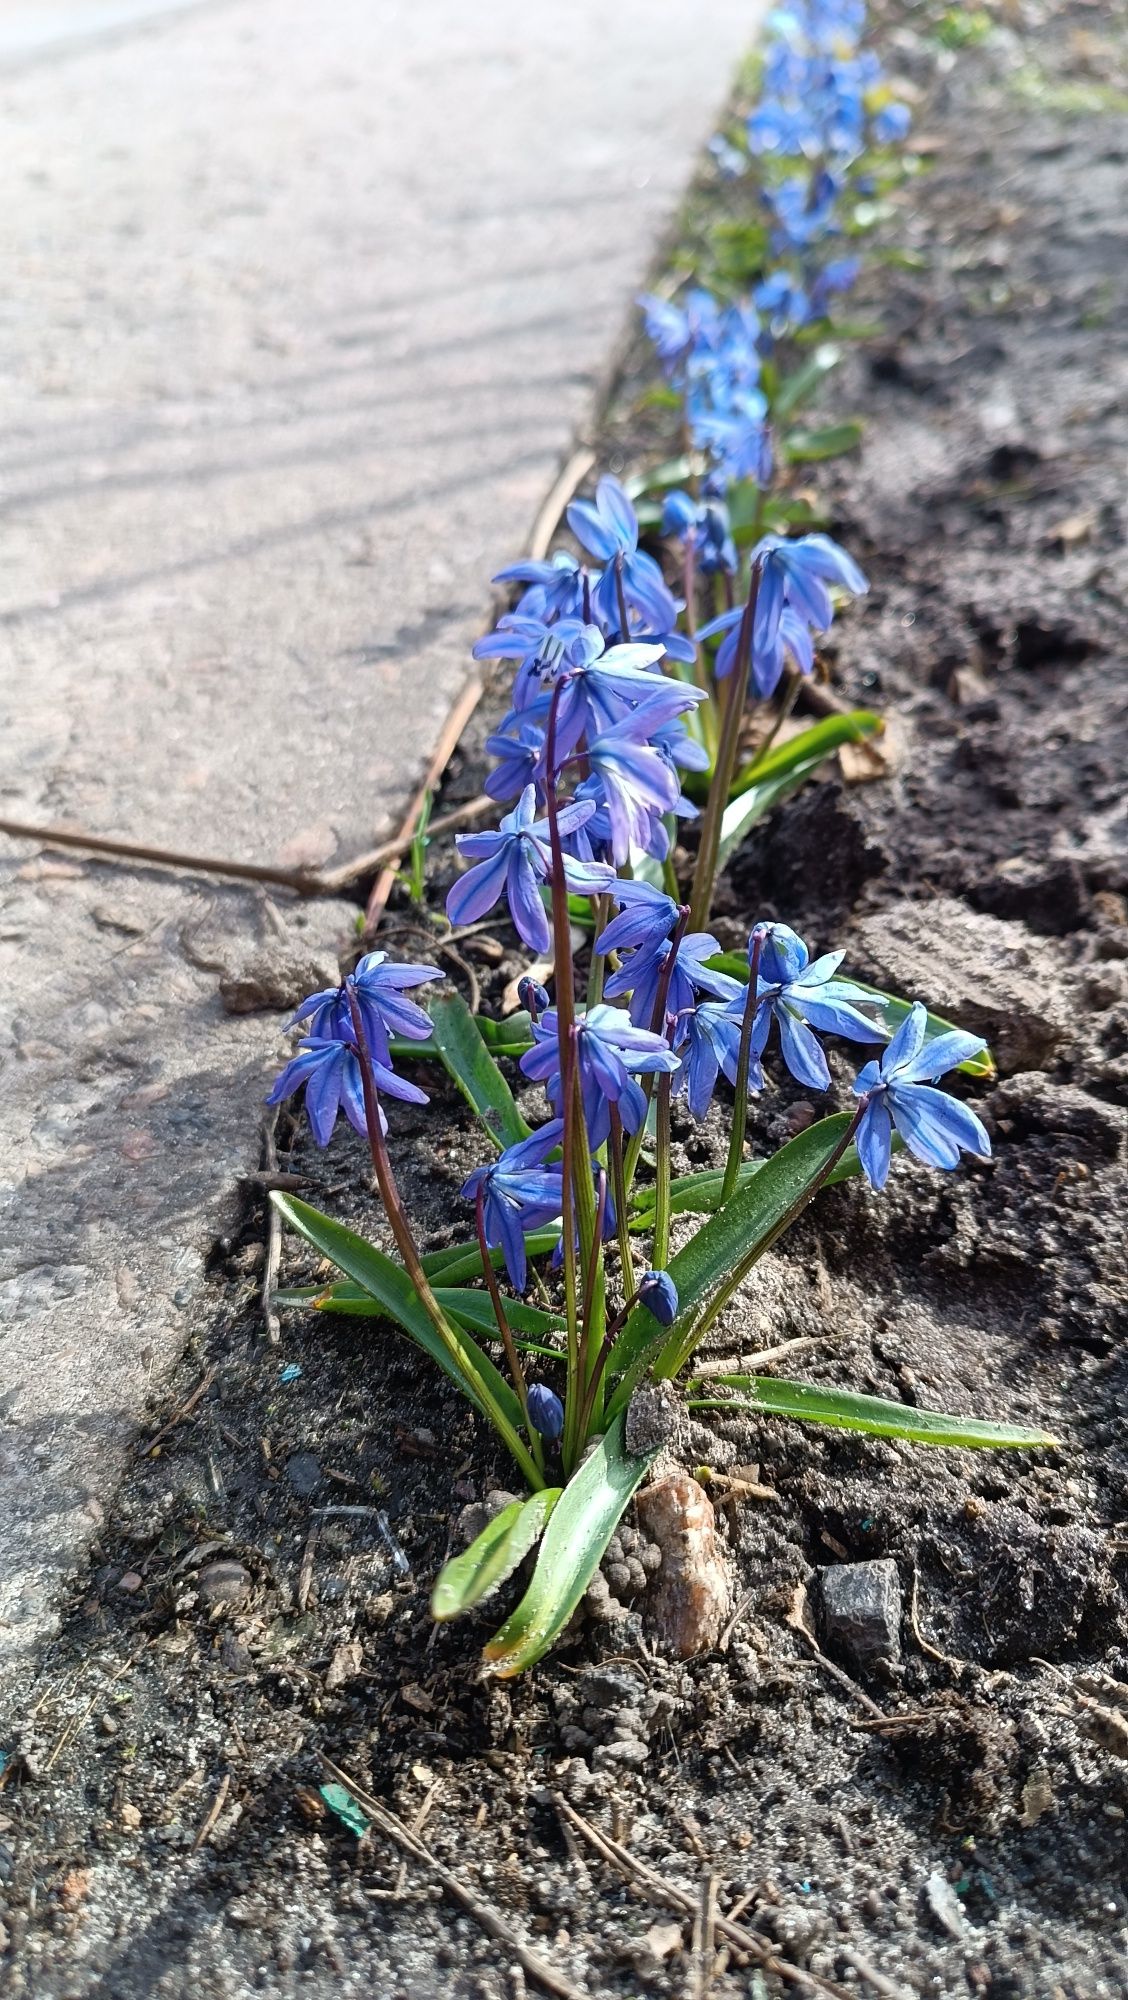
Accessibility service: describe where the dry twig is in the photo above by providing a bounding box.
[318,1758,586,2000]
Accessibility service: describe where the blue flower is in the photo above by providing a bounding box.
[542,636,674,762]
[692,392,773,488]
[483,715,546,803]
[520,1003,679,1148]
[606,930,741,1035]
[491,550,589,622]
[672,1000,745,1118]
[585,703,694,866]
[526,1383,564,1440]
[460,1121,564,1291]
[472,615,604,715]
[751,532,869,665]
[726,922,885,1091]
[290,953,441,1067]
[447,785,614,953]
[871,100,911,144]
[698,599,816,700]
[266,1033,428,1146]
[853,1004,991,1192]
[639,1269,679,1327]
[661,491,737,574]
[638,288,722,376]
[595,880,680,961]
[566,475,680,636]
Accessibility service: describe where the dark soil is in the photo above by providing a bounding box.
[4,7,1127,1997]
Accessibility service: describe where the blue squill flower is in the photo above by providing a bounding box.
[520,1003,679,1147]
[291,953,441,1067]
[567,475,680,636]
[491,550,589,622]
[871,100,911,144]
[472,616,604,714]
[266,1033,428,1146]
[585,702,695,866]
[698,599,815,700]
[750,531,869,668]
[638,288,722,375]
[672,1000,746,1117]
[446,785,613,952]
[853,1004,990,1192]
[606,931,741,1034]
[526,1383,564,1441]
[595,880,680,961]
[692,394,773,487]
[544,636,671,761]
[726,922,885,1091]
[483,716,546,803]
[460,1120,564,1291]
[661,492,737,575]
[639,1270,679,1327]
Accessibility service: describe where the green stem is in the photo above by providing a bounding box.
[608,1108,634,1297]
[687,560,761,931]
[476,1186,544,1481]
[345,987,542,1489]
[654,1073,672,1271]
[720,931,763,1205]
[656,1102,867,1380]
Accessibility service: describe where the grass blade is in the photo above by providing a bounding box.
[425,989,529,1150]
[432,1488,561,1622]
[689,1376,1057,1449]
[271,1193,524,1438]
[482,1416,655,1677]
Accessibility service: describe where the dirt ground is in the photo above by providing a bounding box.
[3,5,1127,1996]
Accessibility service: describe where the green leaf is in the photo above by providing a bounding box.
[425,989,529,1150]
[274,1278,564,1352]
[608,1114,857,1399]
[432,1488,562,1622]
[390,1010,535,1063]
[772,342,842,420]
[628,1137,893,1226]
[715,713,881,872]
[419,1226,561,1287]
[736,711,882,793]
[319,1783,370,1838]
[482,1417,655,1676]
[784,420,864,462]
[271,1194,524,1436]
[624,454,697,499]
[689,1376,1057,1449]
[700,958,996,1081]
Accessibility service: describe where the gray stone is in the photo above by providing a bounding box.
[849,898,1073,1074]
[817,1558,903,1667]
[0,0,758,1685]
[198,1559,251,1610]
[285,1452,322,1498]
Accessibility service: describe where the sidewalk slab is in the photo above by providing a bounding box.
[0,0,759,1670]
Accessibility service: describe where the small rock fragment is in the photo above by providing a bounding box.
[635,1476,730,1659]
[219,943,338,1015]
[625,1379,685,1458]
[286,1452,322,1498]
[198,1560,251,1611]
[817,1559,902,1667]
[325,1639,363,1690]
[925,1870,970,1940]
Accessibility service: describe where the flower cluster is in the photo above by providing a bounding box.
[266,952,441,1143]
[641,0,910,496]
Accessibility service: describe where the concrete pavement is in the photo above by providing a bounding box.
[0,0,759,1669]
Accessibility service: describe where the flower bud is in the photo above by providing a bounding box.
[639,1269,679,1327]
[526,1383,564,1441]
[517,976,550,1022]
